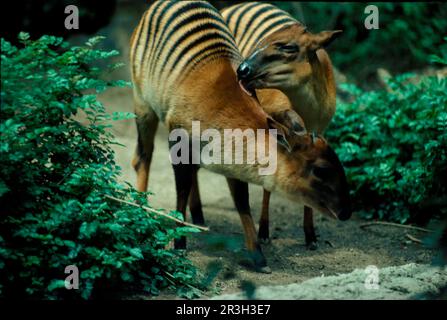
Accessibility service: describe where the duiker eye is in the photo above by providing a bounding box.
[278,43,299,53]
[313,166,332,180]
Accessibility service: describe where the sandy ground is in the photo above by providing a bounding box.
[98,87,444,299]
[214,263,447,300]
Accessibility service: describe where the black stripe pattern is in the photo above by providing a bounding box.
[130,0,240,85]
[221,2,298,57]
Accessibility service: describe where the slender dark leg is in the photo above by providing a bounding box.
[132,107,158,192]
[304,205,318,250]
[189,168,205,225]
[258,189,271,244]
[227,178,270,273]
[172,163,194,249]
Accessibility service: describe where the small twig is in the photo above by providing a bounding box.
[406,234,423,244]
[105,195,209,231]
[163,272,177,286]
[359,221,433,233]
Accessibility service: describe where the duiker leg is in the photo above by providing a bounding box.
[132,105,159,192]
[258,189,271,244]
[304,206,318,250]
[227,178,271,273]
[189,168,205,225]
[172,163,194,249]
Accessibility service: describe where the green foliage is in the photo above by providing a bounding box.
[273,2,447,82]
[430,37,447,66]
[0,34,201,299]
[326,63,447,223]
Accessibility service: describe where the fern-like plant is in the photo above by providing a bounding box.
[0,33,201,299]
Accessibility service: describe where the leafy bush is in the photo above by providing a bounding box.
[272,2,447,83]
[0,33,201,299]
[326,53,447,223]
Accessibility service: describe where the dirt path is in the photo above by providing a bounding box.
[99,87,439,299]
[214,263,447,299]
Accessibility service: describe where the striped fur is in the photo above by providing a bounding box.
[221,2,338,133]
[129,0,277,188]
[130,0,242,116]
[221,2,298,57]
[129,1,351,267]
[221,2,343,247]
[129,0,278,268]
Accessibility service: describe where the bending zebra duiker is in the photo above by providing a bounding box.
[130,0,351,272]
[218,2,346,249]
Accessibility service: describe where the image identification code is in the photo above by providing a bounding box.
[176,304,271,317]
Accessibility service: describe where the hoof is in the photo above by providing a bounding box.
[306,241,318,250]
[258,237,271,245]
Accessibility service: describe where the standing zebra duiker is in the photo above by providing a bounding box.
[130,0,351,272]
[220,2,346,249]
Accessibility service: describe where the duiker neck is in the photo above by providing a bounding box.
[284,51,334,133]
[178,59,281,188]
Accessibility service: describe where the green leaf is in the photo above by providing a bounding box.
[18,32,30,42]
[0,33,200,300]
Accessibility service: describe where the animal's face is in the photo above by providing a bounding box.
[268,116,351,221]
[297,137,351,221]
[238,24,342,92]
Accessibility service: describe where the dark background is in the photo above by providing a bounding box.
[1,1,446,85]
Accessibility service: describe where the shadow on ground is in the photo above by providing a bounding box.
[97,87,439,299]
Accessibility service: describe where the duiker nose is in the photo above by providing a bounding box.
[237,62,252,79]
[338,207,352,221]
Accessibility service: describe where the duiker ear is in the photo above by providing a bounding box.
[267,117,292,152]
[309,30,342,51]
[271,110,307,136]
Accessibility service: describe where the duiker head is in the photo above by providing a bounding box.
[268,112,351,221]
[238,24,342,91]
